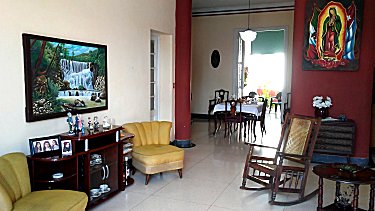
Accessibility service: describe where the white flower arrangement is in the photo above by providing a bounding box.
[312,96,332,109]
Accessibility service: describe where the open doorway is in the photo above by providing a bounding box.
[235,28,287,113]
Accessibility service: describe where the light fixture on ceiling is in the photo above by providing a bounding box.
[239,0,257,42]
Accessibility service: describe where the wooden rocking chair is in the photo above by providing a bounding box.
[240,113,321,206]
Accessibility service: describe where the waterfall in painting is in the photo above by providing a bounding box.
[60,59,94,90]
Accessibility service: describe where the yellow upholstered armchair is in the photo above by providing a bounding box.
[123,121,184,185]
[0,152,87,211]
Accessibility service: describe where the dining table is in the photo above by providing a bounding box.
[212,101,263,139]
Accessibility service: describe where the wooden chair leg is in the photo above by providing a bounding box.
[145,174,151,185]
[178,169,183,178]
[269,102,273,113]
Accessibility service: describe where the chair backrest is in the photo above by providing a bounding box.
[224,99,242,117]
[259,99,268,120]
[276,92,282,101]
[123,121,172,147]
[248,91,257,98]
[276,113,321,163]
[0,152,31,210]
[214,89,229,103]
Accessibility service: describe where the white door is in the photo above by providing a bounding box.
[237,36,245,98]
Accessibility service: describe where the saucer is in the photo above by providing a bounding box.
[52,173,63,179]
[100,187,111,193]
[91,192,102,198]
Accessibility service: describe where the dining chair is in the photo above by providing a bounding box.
[269,92,282,113]
[208,89,228,121]
[208,99,218,121]
[214,89,229,103]
[224,99,248,137]
[247,99,268,141]
[282,92,291,122]
[248,91,257,98]
[240,113,321,206]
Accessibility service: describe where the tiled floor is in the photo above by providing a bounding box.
[92,112,373,210]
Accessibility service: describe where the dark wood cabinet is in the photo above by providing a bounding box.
[313,120,355,162]
[28,125,134,208]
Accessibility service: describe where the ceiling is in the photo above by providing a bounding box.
[192,0,295,16]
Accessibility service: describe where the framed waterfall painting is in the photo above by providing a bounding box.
[22,33,108,122]
[302,0,363,71]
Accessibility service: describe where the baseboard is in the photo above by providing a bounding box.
[191,113,209,119]
[312,153,369,166]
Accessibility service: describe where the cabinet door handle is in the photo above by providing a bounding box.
[102,166,106,180]
[106,165,109,179]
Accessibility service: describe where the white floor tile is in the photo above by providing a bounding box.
[131,195,210,211]
[93,114,373,211]
[154,177,229,205]
[90,191,148,211]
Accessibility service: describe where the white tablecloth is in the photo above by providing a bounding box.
[213,102,263,117]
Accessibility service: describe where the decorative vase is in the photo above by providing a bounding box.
[314,107,329,119]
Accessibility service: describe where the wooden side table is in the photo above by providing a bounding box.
[313,164,375,211]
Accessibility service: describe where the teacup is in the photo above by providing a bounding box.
[91,154,101,159]
[95,158,102,164]
[90,189,100,196]
[100,184,108,191]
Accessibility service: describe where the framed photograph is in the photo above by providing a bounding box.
[22,33,108,122]
[61,140,73,156]
[29,135,61,156]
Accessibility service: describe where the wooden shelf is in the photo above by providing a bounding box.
[28,154,76,162]
[28,126,135,208]
[35,173,77,183]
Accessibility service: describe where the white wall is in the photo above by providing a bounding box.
[191,11,294,114]
[0,0,175,155]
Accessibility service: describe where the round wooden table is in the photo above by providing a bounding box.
[313,164,375,211]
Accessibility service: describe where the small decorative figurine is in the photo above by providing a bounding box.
[103,116,110,129]
[93,116,100,130]
[78,114,82,131]
[88,117,94,130]
[74,114,79,132]
[81,120,85,135]
[67,112,74,135]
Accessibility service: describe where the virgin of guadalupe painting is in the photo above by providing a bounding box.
[303,0,363,71]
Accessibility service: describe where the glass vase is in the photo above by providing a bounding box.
[314,107,329,119]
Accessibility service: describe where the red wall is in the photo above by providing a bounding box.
[291,0,375,158]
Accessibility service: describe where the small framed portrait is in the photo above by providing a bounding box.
[61,140,73,156]
[29,135,61,156]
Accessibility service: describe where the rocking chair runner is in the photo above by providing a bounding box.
[240,113,321,206]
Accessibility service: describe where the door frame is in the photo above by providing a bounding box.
[232,26,290,103]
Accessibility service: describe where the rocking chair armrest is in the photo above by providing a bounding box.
[249,143,278,150]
